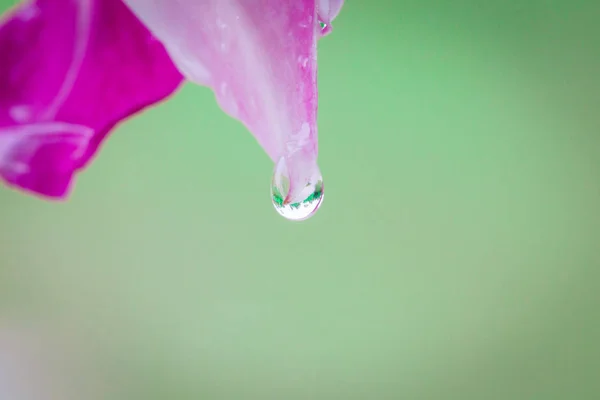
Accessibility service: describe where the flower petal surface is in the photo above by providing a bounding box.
[124,0,343,197]
[0,0,183,198]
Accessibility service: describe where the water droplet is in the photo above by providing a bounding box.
[271,157,324,221]
[319,21,332,36]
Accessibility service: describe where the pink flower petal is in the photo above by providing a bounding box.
[316,0,344,35]
[123,0,344,200]
[0,0,183,198]
[317,0,344,24]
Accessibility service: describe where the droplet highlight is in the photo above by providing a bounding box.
[319,21,332,36]
[271,157,324,221]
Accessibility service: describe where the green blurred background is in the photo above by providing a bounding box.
[1,1,599,399]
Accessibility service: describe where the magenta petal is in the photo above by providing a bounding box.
[0,0,183,198]
[124,0,344,200]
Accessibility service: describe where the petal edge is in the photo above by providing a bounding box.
[0,0,184,198]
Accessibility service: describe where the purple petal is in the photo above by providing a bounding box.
[0,0,183,198]
[123,0,344,199]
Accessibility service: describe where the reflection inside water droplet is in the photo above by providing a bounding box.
[271,157,324,221]
[319,21,332,36]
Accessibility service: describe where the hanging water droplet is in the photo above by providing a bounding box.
[319,21,332,36]
[271,157,324,221]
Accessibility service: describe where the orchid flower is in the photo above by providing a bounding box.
[0,0,343,220]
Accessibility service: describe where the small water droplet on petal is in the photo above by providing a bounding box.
[319,21,332,36]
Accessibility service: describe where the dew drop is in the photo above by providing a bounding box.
[319,21,332,36]
[271,157,324,221]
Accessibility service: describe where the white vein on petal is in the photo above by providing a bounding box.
[41,0,92,120]
[0,123,93,177]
